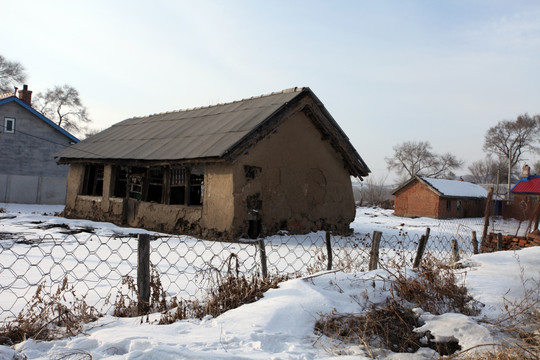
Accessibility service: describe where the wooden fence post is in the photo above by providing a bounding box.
[497,233,503,251]
[137,233,151,315]
[451,239,460,265]
[325,232,333,271]
[471,231,479,255]
[482,187,494,242]
[258,239,268,278]
[369,231,382,271]
[413,228,430,269]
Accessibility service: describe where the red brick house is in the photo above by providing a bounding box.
[392,176,488,219]
[506,165,540,225]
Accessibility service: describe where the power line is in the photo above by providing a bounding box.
[0,121,106,158]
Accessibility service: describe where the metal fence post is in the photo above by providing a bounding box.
[413,228,430,268]
[258,239,268,278]
[369,231,382,271]
[137,233,151,314]
[497,233,503,251]
[325,232,333,270]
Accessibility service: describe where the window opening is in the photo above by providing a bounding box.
[113,167,128,197]
[146,167,164,203]
[128,168,145,200]
[4,118,15,133]
[82,164,104,196]
[189,168,204,206]
[169,167,186,205]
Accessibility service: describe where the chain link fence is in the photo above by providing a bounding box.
[0,229,478,322]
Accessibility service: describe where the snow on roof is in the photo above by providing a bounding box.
[421,177,488,198]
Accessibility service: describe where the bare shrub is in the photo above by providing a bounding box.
[113,256,289,325]
[0,277,100,344]
[315,300,424,353]
[315,257,479,356]
[392,257,482,316]
[113,264,172,317]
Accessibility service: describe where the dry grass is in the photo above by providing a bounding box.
[0,277,100,344]
[315,256,481,356]
[315,300,424,353]
[113,256,289,324]
[393,257,482,316]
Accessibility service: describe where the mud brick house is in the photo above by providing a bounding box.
[56,87,370,238]
[392,176,488,219]
[0,85,79,204]
[506,165,540,224]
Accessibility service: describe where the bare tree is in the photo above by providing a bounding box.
[532,161,540,176]
[0,55,27,93]
[468,156,508,184]
[34,85,91,135]
[483,113,540,196]
[385,141,463,183]
[359,174,392,207]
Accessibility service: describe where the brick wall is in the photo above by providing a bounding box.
[505,194,539,221]
[481,231,540,252]
[394,180,439,217]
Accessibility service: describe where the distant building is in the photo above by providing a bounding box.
[0,86,78,204]
[56,87,370,238]
[392,176,488,219]
[506,165,540,224]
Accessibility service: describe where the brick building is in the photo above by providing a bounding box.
[392,176,488,219]
[505,165,540,224]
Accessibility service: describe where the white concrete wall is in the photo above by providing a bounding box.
[0,174,66,204]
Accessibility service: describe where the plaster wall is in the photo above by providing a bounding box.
[201,163,235,233]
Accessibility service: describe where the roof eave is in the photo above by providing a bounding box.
[0,96,79,143]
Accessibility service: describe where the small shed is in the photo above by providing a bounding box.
[56,87,370,238]
[392,176,487,219]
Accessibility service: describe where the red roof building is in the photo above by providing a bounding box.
[506,165,540,224]
[512,176,540,195]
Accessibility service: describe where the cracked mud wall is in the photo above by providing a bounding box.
[232,110,355,236]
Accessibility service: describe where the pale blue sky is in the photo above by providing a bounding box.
[2,1,540,183]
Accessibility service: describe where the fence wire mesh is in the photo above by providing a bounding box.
[0,229,477,321]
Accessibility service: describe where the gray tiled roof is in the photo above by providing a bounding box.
[57,89,302,161]
[57,87,370,177]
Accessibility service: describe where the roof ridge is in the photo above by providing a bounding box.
[131,87,306,119]
[0,92,16,100]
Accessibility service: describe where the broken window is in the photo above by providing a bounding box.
[113,166,128,197]
[81,164,104,196]
[128,168,145,200]
[189,165,204,206]
[169,167,186,205]
[146,167,164,203]
[244,165,262,180]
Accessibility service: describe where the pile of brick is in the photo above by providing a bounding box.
[481,230,540,253]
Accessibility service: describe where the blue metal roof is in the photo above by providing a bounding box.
[0,96,79,143]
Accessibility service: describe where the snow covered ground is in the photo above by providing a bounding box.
[1,204,539,359]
